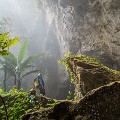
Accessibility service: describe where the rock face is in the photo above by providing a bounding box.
[63,54,120,98]
[28,0,120,98]
[41,0,120,69]
[22,81,120,120]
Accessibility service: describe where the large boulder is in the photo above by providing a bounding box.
[63,54,120,98]
[22,81,120,120]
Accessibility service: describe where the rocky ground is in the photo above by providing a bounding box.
[22,55,120,120]
[22,81,120,120]
[1,55,119,120]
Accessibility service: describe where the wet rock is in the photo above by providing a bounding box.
[42,0,120,69]
[22,81,120,120]
[62,54,120,98]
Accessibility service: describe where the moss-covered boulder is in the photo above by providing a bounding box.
[59,53,120,99]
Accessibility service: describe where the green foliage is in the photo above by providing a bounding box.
[66,91,72,100]
[19,53,44,74]
[59,52,120,100]
[0,89,60,120]
[46,103,57,107]
[0,32,19,56]
[12,40,44,74]
[46,100,58,107]
[0,53,17,76]
[58,52,76,83]
[0,89,36,120]
[18,40,28,64]
[64,52,100,64]
[59,52,119,83]
[0,40,44,89]
[70,72,76,83]
[0,88,3,94]
[21,70,41,79]
[74,91,79,101]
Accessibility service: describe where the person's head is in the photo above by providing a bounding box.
[37,73,42,77]
[37,73,41,76]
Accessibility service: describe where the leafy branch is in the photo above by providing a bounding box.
[0,32,19,56]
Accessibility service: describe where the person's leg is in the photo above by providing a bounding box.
[38,85,42,95]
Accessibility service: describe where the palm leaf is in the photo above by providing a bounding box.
[21,70,40,79]
[32,53,45,60]
[4,53,17,68]
[0,53,17,77]
[19,53,44,72]
[6,68,15,76]
[0,59,5,65]
[18,40,28,64]
[0,59,15,76]
[20,64,34,73]
[19,56,34,72]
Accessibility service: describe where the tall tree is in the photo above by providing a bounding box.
[0,32,19,91]
[1,40,44,89]
[0,53,17,90]
[0,32,19,120]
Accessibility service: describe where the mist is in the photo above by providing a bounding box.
[0,0,37,35]
[0,0,65,99]
[0,0,39,54]
[0,0,120,119]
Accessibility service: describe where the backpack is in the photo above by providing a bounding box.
[34,78,39,87]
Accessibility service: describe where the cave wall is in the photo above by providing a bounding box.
[42,0,120,70]
[27,0,120,98]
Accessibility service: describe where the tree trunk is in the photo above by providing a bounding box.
[3,67,7,92]
[14,75,17,86]
[17,74,21,89]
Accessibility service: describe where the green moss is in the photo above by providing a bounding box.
[59,52,120,83]
[46,102,58,107]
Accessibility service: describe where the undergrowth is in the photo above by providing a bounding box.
[0,88,59,120]
[0,89,37,120]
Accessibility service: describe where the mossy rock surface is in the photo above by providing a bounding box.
[22,81,120,120]
[60,54,120,95]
